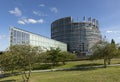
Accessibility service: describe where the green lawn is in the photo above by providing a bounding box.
[0,59,120,82]
[33,59,120,70]
[54,58,120,69]
[0,66,120,82]
[31,67,120,82]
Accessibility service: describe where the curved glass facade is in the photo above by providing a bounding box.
[51,17,101,55]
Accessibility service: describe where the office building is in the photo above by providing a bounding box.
[10,27,67,51]
[51,17,101,56]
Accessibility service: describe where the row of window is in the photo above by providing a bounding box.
[10,27,67,51]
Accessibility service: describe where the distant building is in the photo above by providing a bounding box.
[10,27,67,51]
[51,17,102,56]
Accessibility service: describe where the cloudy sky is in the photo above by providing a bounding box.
[0,0,120,51]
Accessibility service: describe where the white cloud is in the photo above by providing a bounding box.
[50,7,58,13]
[18,17,44,24]
[0,35,7,40]
[33,11,48,17]
[101,25,120,43]
[106,30,113,33]
[9,7,22,16]
[39,4,45,7]
[106,30,120,34]
[18,20,26,25]
[33,11,37,15]
[38,19,44,23]
[28,19,37,24]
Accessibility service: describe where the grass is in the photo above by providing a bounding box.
[33,58,120,70]
[31,67,120,82]
[0,59,120,82]
[0,66,120,82]
[54,58,120,69]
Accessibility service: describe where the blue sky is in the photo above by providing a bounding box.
[0,0,120,51]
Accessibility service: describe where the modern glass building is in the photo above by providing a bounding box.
[10,27,67,51]
[51,17,102,56]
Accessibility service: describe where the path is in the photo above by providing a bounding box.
[31,64,120,73]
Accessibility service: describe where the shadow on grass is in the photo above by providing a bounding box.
[74,63,103,67]
[33,64,52,70]
[3,72,20,77]
[0,72,20,81]
[117,63,120,64]
[33,63,64,70]
[0,79,16,82]
[62,63,104,71]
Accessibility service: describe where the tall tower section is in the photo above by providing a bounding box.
[51,17,101,56]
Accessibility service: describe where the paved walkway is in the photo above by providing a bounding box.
[31,64,120,73]
[1,64,120,75]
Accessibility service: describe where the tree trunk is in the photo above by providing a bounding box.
[104,58,107,68]
[62,61,66,65]
[108,58,111,65]
[21,58,32,82]
[26,57,32,82]
[21,71,26,82]
[22,65,31,82]
[27,64,31,82]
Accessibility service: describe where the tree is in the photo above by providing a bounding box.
[59,51,77,65]
[0,51,15,73]
[0,51,3,54]
[111,39,115,44]
[90,40,117,68]
[45,48,77,67]
[46,48,61,66]
[107,39,116,65]
[0,45,42,82]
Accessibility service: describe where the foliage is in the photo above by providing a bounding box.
[0,51,3,54]
[117,46,120,57]
[0,45,42,82]
[46,48,61,66]
[45,48,77,67]
[59,51,77,64]
[0,51,15,72]
[90,40,118,67]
